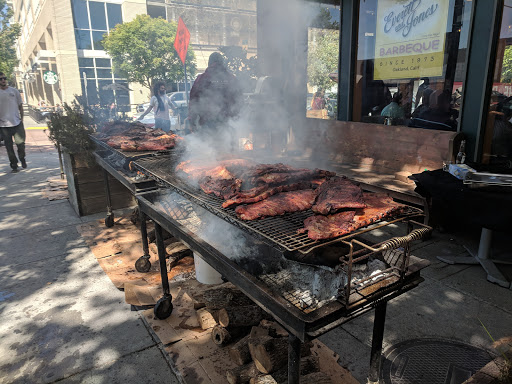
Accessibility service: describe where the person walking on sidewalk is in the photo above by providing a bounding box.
[0,72,26,172]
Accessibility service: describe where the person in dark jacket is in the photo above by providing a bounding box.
[188,52,243,134]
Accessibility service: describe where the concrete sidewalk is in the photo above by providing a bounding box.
[0,118,180,383]
[0,116,510,383]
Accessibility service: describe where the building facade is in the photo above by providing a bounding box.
[13,0,257,112]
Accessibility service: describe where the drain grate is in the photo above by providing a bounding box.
[382,338,494,384]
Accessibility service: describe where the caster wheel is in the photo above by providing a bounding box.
[154,296,173,319]
[135,257,151,273]
[105,215,114,228]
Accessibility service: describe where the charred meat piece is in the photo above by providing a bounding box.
[200,178,242,199]
[176,158,254,181]
[299,192,406,240]
[312,176,365,215]
[235,189,318,221]
[240,167,334,190]
[222,181,315,208]
[299,211,356,240]
[351,193,406,230]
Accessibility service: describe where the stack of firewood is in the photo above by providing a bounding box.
[194,283,332,384]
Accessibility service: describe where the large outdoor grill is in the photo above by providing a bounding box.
[131,153,432,383]
[90,134,172,272]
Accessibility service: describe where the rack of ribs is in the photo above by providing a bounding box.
[299,193,407,240]
[235,189,318,221]
[312,176,366,215]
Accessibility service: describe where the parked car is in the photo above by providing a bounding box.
[167,91,189,108]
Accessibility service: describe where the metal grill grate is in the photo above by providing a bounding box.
[133,155,424,255]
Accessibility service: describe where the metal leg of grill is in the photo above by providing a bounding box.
[103,169,114,228]
[368,301,387,384]
[154,222,173,319]
[288,334,301,384]
[135,201,152,273]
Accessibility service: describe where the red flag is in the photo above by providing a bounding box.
[174,17,190,65]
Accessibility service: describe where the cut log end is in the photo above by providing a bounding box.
[212,324,232,346]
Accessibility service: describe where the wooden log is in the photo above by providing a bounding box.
[212,324,232,345]
[201,283,254,309]
[226,362,259,384]
[258,320,288,338]
[196,308,218,330]
[250,375,278,384]
[249,335,288,374]
[229,334,252,366]
[299,372,332,384]
[270,355,320,383]
[250,325,270,339]
[219,305,266,328]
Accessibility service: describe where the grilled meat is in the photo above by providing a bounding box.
[176,159,254,181]
[235,189,318,220]
[299,211,356,240]
[222,180,317,208]
[351,193,405,229]
[299,192,406,240]
[312,176,365,215]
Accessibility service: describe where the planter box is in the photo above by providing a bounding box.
[63,151,135,216]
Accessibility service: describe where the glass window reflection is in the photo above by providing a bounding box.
[306,3,340,120]
[72,0,89,29]
[92,31,106,50]
[107,3,122,29]
[75,30,92,49]
[89,2,107,30]
[482,0,512,166]
[354,0,472,131]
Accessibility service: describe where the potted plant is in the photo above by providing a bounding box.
[46,102,133,216]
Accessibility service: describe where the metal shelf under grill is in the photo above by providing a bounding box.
[132,155,425,255]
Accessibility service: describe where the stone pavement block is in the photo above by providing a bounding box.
[0,200,82,238]
[55,346,181,384]
[0,225,87,267]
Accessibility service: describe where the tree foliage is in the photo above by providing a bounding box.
[307,28,339,92]
[219,46,260,92]
[0,0,21,79]
[501,45,512,83]
[102,15,196,90]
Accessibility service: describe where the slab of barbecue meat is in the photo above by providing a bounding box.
[299,192,407,240]
[222,179,327,208]
[176,159,254,181]
[235,189,318,221]
[350,193,406,230]
[312,176,365,215]
[298,211,356,240]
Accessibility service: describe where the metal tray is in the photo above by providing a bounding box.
[464,171,512,187]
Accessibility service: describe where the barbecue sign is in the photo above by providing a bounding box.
[174,17,190,65]
[374,0,450,80]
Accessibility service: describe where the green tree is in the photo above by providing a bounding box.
[0,0,21,79]
[307,28,339,92]
[102,15,196,90]
[219,46,260,92]
[501,45,512,83]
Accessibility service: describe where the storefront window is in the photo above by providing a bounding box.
[107,3,122,29]
[89,1,107,30]
[483,0,512,166]
[306,3,340,120]
[354,0,472,130]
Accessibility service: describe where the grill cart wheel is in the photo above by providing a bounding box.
[154,295,173,319]
[105,214,114,228]
[135,256,151,273]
